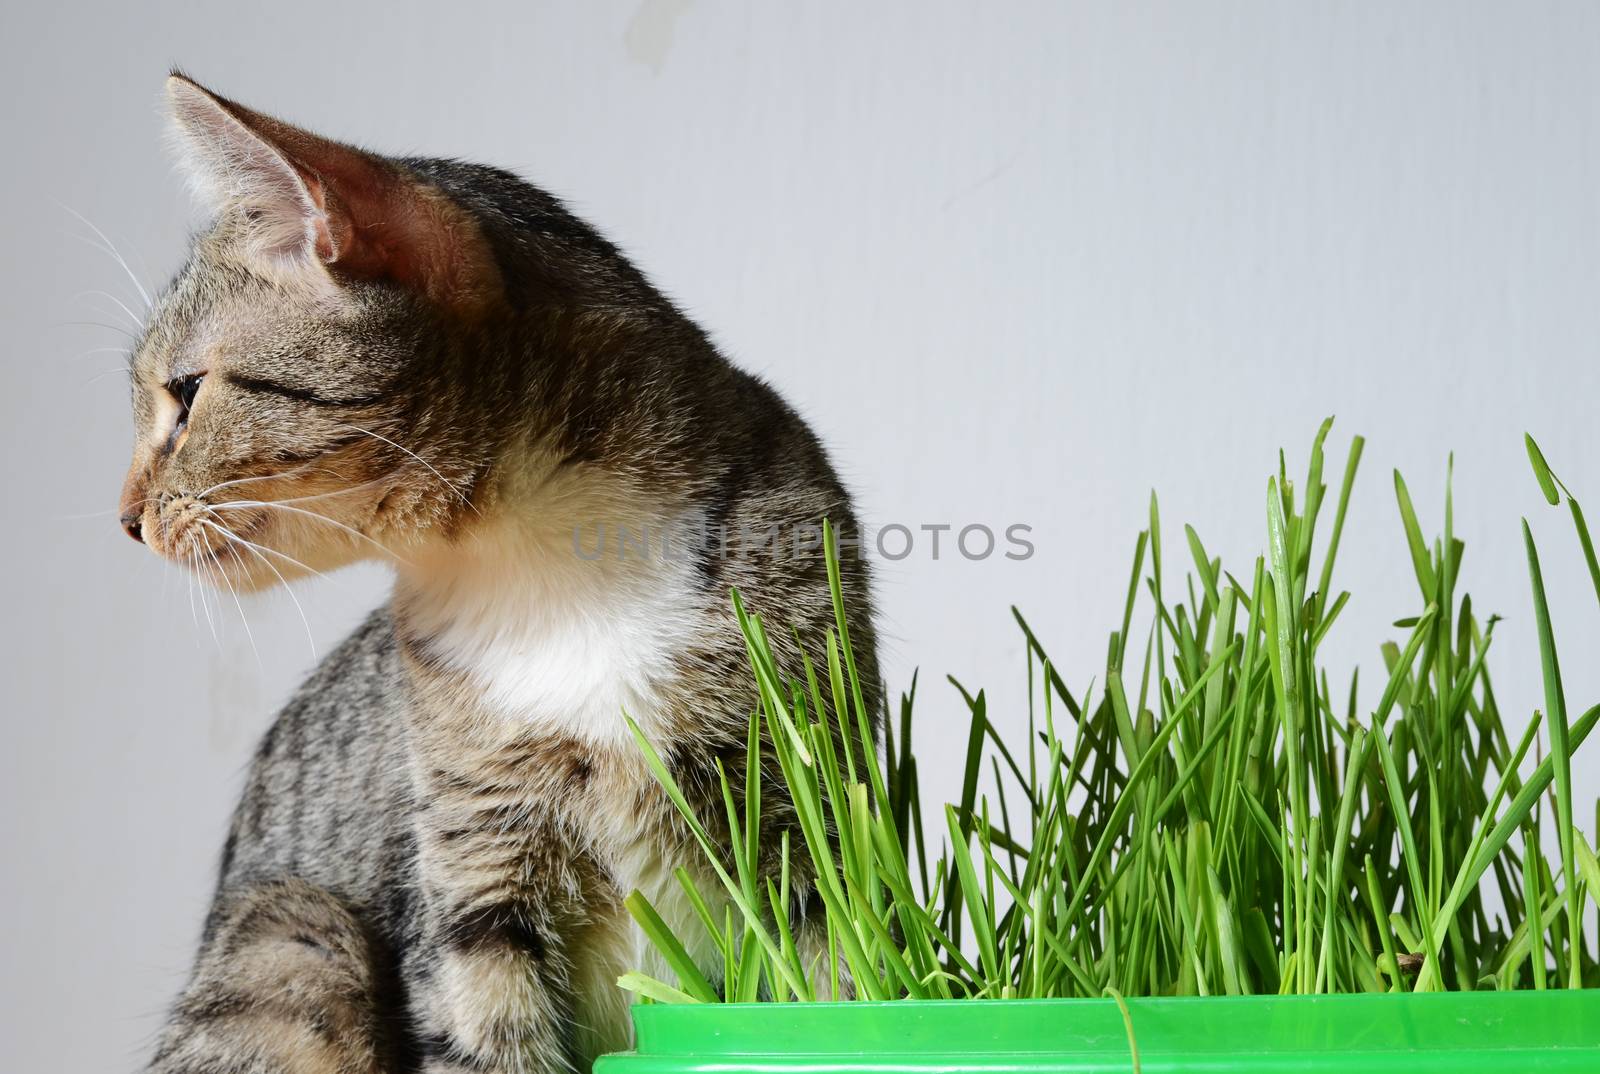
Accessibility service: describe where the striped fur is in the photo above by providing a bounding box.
[123,76,878,1074]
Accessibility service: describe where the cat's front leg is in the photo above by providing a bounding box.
[405,784,609,1074]
[146,879,393,1074]
[410,897,580,1074]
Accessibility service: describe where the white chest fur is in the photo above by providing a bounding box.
[399,486,709,752]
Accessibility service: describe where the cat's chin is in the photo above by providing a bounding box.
[164,520,296,591]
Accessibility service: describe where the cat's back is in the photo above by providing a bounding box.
[213,606,417,929]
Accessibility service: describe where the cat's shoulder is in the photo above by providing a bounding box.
[262,604,405,753]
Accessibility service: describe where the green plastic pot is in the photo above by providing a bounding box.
[594,991,1600,1073]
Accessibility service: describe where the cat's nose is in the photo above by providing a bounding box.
[118,461,152,546]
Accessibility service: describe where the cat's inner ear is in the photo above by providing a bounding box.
[166,76,332,263]
[165,74,501,313]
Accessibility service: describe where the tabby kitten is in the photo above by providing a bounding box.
[120,74,877,1074]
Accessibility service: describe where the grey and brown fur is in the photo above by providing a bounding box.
[120,74,878,1074]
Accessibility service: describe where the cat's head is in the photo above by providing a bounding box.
[119,74,507,589]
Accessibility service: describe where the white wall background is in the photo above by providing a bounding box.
[4,3,1600,1069]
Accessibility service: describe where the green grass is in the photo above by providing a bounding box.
[621,422,1600,1001]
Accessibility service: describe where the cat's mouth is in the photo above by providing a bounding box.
[150,496,270,575]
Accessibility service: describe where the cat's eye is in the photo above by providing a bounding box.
[168,373,205,424]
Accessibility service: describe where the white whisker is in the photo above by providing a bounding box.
[192,469,383,507]
[57,201,154,310]
[209,544,263,673]
[73,289,145,332]
[185,550,200,634]
[204,523,316,660]
[336,422,479,514]
[255,475,393,507]
[192,468,311,501]
[213,499,410,565]
[190,461,350,500]
[57,503,139,522]
[190,548,221,648]
[197,516,333,585]
[59,320,139,339]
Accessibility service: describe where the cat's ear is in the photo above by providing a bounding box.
[165,73,500,314]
